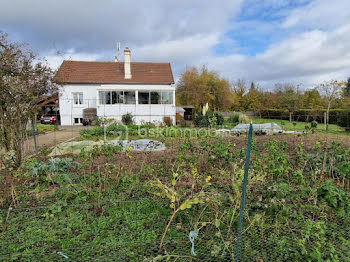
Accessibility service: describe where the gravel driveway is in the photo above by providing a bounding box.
[23,125,87,156]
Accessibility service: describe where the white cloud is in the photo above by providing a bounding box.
[282,0,350,29]
[134,34,219,62]
[0,0,241,52]
[1,0,349,89]
[205,23,350,88]
[42,49,102,69]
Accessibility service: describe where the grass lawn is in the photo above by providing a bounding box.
[251,117,350,136]
[222,116,350,137]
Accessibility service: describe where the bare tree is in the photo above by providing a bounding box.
[0,32,58,166]
[318,80,345,131]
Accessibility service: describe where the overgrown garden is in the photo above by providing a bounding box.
[1,135,349,261]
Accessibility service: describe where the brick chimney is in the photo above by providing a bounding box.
[124,48,131,79]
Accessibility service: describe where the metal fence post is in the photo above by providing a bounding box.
[32,115,38,155]
[234,123,253,262]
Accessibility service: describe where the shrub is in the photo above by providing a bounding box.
[215,112,224,125]
[163,117,172,126]
[239,114,250,124]
[122,113,134,125]
[80,124,128,138]
[311,121,318,129]
[194,110,223,127]
[228,113,240,123]
[228,113,249,124]
[194,113,209,127]
[317,180,350,216]
[22,157,78,185]
[94,117,103,126]
[337,111,350,131]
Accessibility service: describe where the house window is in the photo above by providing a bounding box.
[150,91,161,104]
[99,91,135,104]
[138,91,150,104]
[74,118,83,124]
[161,91,173,104]
[124,91,136,104]
[137,91,173,104]
[73,93,83,105]
[112,91,124,104]
[99,91,112,104]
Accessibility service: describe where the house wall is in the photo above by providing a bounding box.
[59,84,176,125]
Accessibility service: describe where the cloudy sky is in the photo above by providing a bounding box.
[1,0,349,89]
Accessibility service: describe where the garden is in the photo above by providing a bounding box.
[1,129,349,261]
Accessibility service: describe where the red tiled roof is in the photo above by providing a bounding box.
[54,60,174,84]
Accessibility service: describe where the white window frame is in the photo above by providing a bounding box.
[137,90,174,105]
[73,117,83,125]
[98,90,136,105]
[72,92,84,106]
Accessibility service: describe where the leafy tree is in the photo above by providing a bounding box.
[317,80,345,131]
[176,66,234,111]
[275,83,303,113]
[0,32,57,166]
[243,82,265,113]
[231,79,246,111]
[344,77,350,97]
[303,88,325,109]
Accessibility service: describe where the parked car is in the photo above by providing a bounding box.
[40,115,56,124]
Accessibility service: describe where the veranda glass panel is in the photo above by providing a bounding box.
[138,91,149,104]
[111,91,124,104]
[99,91,111,104]
[150,91,161,104]
[161,91,173,104]
[124,91,136,104]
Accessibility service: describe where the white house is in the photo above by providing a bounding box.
[55,49,175,125]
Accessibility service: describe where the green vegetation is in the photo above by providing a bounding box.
[251,117,350,136]
[0,32,57,167]
[79,124,153,139]
[25,124,55,137]
[36,124,55,133]
[1,137,349,261]
[194,110,224,127]
[121,113,134,125]
[176,67,350,130]
[227,112,250,124]
[176,67,350,114]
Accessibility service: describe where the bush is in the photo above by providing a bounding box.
[239,113,250,124]
[215,112,224,125]
[194,110,223,127]
[228,113,240,123]
[228,113,249,124]
[311,121,318,129]
[317,180,350,216]
[163,117,172,126]
[79,123,156,138]
[122,113,134,125]
[337,111,350,131]
[80,124,126,138]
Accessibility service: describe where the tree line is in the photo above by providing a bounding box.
[176,66,350,113]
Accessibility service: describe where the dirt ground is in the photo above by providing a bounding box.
[23,125,87,156]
